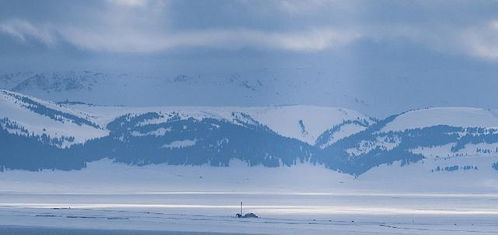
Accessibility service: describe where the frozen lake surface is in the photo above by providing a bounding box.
[1,192,498,234]
[0,225,246,235]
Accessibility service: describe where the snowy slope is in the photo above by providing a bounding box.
[381,107,498,132]
[241,106,373,145]
[319,107,498,175]
[0,89,108,148]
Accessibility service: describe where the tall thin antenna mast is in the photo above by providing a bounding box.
[240,201,243,215]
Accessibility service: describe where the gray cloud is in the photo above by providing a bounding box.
[0,19,55,44]
[0,0,498,59]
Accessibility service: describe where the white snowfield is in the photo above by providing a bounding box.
[1,157,498,194]
[318,122,369,148]
[162,139,197,149]
[381,107,498,132]
[240,106,373,145]
[1,159,498,234]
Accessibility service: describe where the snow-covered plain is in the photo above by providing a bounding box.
[1,160,498,234]
[1,191,498,234]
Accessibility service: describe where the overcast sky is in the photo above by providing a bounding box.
[2,0,498,116]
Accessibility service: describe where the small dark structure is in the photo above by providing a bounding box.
[236,212,258,218]
[236,201,258,218]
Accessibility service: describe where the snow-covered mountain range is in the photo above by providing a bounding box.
[0,71,369,111]
[2,89,498,177]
